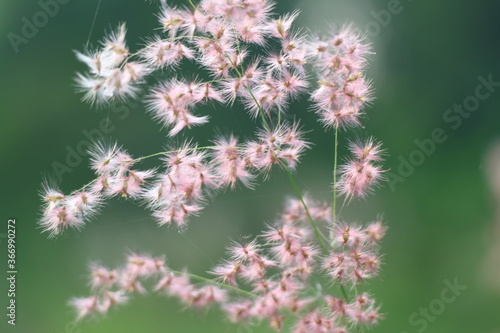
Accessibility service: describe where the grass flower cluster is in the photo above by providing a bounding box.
[39,0,388,331]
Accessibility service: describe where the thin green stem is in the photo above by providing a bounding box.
[204,77,236,85]
[187,0,196,10]
[255,242,281,248]
[133,146,218,162]
[246,87,270,131]
[331,126,339,243]
[223,52,270,131]
[171,270,254,298]
[121,35,213,67]
[225,54,243,77]
[339,284,350,302]
[286,169,329,254]
[78,179,96,192]
[233,29,246,76]
[69,146,225,195]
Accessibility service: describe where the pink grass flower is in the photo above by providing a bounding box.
[40,205,83,237]
[337,139,385,199]
[188,285,228,308]
[98,290,129,314]
[211,136,255,189]
[337,160,383,199]
[69,296,99,320]
[56,4,390,331]
[210,260,242,286]
[159,5,190,38]
[90,264,118,290]
[364,220,387,242]
[147,80,209,136]
[224,301,253,322]
[108,169,155,198]
[349,138,384,162]
[88,142,125,175]
[331,222,367,248]
[267,11,299,39]
[141,37,191,68]
[126,253,165,277]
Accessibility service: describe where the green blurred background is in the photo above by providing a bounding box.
[1,0,499,332]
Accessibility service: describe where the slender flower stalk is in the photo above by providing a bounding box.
[286,169,328,254]
[332,126,339,243]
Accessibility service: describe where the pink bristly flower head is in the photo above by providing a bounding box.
[323,252,352,284]
[364,220,387,242]
[166,274,195,303]
[141,36,192,68]
[147,80,209,136]
[224,300,253,323]
[188,285,228,308]
[294,310,335,333]
[39,181,105,237]
[140,141,215,228]
[99,23,129,67]
[245,123,309,172]
[125,253,166,277]
[123,61,151,81]
[345,293,382,325]
[311,76,372,130]
[98,290,129,314]
[151,194,204,228]
[318,105,363,130]
[209,260,242,286]
[159,4,190,38]
[154,271,193,301]
[310,24,372,74]
[349,138,384,162]
[278,70,309,100]
[337,159,383,199]
[41,184,65,207]
[88,142,126,175]
[228,240,260,261]
[40,204,83,237]
[236,20,267,45]
[74,24,151,104]
[66,190,102,217]
[39,186,80,237]
[325,295,347,316]
[75,24,128,77]
[69,296,99,320]
[267,10,299,39]
[337,139,385,199]
[331,222,367,248]
[108,169,155,198]
[211,135,255,189]
[89,264,118,290]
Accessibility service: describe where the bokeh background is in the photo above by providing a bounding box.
[1,0,499,332]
